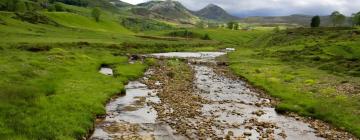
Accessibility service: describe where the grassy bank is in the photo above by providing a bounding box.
[0,41,221,139]
[0,45,148,139]
[228,27,360,137]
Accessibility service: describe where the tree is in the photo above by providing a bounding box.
[15,0,27,13]
[54,2,64,11]
[6,0,19,11]
[233,23,239,30]
[227,22,233,29]
[37,0,49,8]
[227,21,238,30]
[352,12,360,26]
[311,16,321,27]
[330,11,346,26]
[201,33,211,40]
[91,8,101,22]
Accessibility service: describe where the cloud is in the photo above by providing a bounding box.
[120,0,360,17]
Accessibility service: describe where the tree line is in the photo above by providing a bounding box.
[311,11,360,27]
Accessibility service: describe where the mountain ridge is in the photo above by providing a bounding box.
[193,3,239,21]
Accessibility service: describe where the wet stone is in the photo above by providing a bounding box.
[90,52,356,140]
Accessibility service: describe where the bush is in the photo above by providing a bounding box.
[14,12,58,25]
[54,2,64,11]
[47,5,55,12]
[311,16,321,28]
[91,7,101,22]
[201,34,211,40]
[121,17,173,32]
[167,30,211,40]
[15,0,27,13]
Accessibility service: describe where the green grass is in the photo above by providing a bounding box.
[227,27,360,137]
[0,12,137,44]
[44,12,131,33]
[145,28,267,45]
[0,46,148,139]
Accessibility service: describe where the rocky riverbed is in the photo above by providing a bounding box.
[91,52,356,140]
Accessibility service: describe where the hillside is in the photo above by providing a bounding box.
[135,0,200,24]
[194,4,238,21]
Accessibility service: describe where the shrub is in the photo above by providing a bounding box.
[54,2,64,11]
[91,7,101,22]
[201,34,211,40]
[121,17,173,32]
[311,16,320,28]
[15,0,27,13]
[14,11,58,25]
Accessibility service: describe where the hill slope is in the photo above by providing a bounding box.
[135,0,199,24]
[194,4,238,21]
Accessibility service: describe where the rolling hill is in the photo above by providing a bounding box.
[135,0,200,24]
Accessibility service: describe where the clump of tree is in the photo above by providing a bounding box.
[352,12,360,26]
[201,33,211,40]
[227,21,239,30]
[311,16,321,27]
[15,0,27,12]
[121,17,173,32]
[330,11,346,27]
[91,7,101,22]
[53,2,64,11]
[48,0,88,7]
[1,0,27,12]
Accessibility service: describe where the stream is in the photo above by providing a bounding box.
[91,52,326,140]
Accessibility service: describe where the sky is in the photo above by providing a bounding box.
[120,0,360,17]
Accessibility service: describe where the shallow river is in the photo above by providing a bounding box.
[91,52,323,140]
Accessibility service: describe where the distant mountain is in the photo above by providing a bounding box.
[135,0,199,24]
[194,4,238,21]
[240,14,352,27]
[109,0,132,8]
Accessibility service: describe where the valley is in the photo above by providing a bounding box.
[0,0,359,139]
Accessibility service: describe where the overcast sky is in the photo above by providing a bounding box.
[120,0,360,17]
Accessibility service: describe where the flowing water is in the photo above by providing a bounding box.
[92,52,324,140]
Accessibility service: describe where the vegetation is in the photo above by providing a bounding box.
[0,44,148,139]
[54,2,64,11]
[121,17,174,32]
[311,16,320,27]
[1,0,360,139]
[15,0,26,12]
[352,12,360,26]
[227,27,360,137]
[227,21,239,30]
[91,7,101,22]
[330,11,346,27]
[167,30,212,40]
